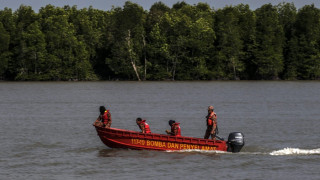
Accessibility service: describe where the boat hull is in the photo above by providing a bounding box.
[94,126,228,152]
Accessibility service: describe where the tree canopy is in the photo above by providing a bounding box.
[0,2,320,80]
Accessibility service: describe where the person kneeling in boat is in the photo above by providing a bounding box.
[136,118,151,133]
[204,106,218,140]
[165,120,181,136]
[93,106,112,128]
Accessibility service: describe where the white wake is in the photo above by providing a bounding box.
[167,149,228,154]
[270,147,320,156]
[166,147,320,156]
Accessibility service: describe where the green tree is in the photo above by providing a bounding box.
[148,22,171,80]
[277,3,297,79]
[0,8,15,80]
[67,6,102,63]
[254,4,284,79]
[187,17,214,79]
[146,2,171,80]
[235,4,256,79]
[12,5,38,80]
[2,2,320,81]
[0,22,10,79]
[39,5,96,80]
[106,1,147,80]
[15,21,47,80]
[293,5,320,79]
[149,2,215,80]
[165,8,189,80]
[185,3,215,80]
[214,6,243,80]
[146,2,170,34]
[157,2,203,80]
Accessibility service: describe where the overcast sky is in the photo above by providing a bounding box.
[1,0,320,12]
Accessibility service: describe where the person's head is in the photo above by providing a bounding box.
[136,117,142,125]
[169,120,175,126]
[208,106,214,113]
[99,106,106,114]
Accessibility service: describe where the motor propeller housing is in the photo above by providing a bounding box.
[227,132,245,153]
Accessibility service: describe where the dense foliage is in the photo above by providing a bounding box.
[1,2,320,80]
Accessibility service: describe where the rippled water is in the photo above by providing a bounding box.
[0,81,319,180]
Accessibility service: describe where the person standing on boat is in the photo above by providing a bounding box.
[136,118,151,133]
[93,106,112,128]
[166,120,181,136]
[204,106,217,140]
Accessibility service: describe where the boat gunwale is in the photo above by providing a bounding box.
[94,125,226,146]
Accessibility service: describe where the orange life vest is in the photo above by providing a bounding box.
[101,110,110,125]
[141,120,151,133]
[171,123,181,136]
[207,111,217,126]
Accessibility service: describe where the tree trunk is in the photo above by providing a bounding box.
[126,30,141,81]
[231,57,237,80]
[142,34,147,81]
[172,57,177,81]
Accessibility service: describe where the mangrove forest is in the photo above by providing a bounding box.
[0,1,320,80]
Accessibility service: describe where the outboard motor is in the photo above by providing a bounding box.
[227,132,244,153]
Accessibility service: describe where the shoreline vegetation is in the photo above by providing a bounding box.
[1,1,320,81]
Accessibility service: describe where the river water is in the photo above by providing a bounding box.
[0,81,319,180]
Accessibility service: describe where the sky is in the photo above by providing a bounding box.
[1,0,320,12]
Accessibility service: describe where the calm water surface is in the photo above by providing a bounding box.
[0,81,319,180]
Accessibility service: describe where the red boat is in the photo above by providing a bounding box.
[94,125,244,152]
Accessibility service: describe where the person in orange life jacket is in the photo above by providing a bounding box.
[136,117,151,133]
[204,106,217,140]
[166,120,181,136]
[93,106,112,128]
